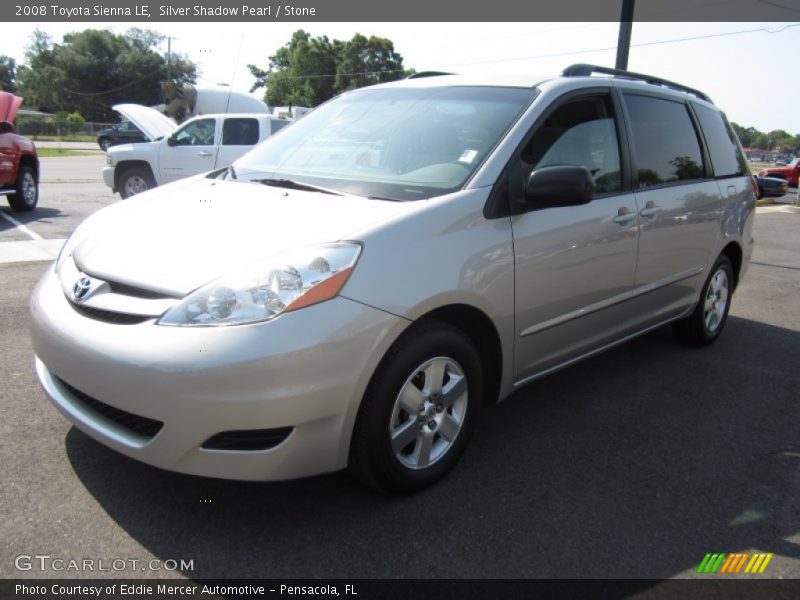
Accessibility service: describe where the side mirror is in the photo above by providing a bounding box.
[0,121,15,134]
[524,165,594,209]
[166,135,176,147]
[753,177,762,200]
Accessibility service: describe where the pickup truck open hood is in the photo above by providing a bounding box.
[113,104,177,141]
[71,177,420,296]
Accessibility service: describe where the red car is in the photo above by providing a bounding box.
[758,158,800,187]
[0,92,39,211]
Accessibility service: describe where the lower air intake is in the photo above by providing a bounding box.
[202,427,293,451]
[56,377,164,440]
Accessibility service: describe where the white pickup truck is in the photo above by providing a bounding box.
[103,104,292,198]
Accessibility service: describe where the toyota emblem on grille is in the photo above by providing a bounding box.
[72,276,93,302]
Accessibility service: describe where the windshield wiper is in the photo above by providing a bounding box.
[255,178,342,196]
[367,195,404,202]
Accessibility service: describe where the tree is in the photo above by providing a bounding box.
[17,28,197,121]
[66,112,85,134]
[248,30,410,107]
[730,122,800,153]
[0,56,17,93]
[248,30,338,107]
[334,34,406,92]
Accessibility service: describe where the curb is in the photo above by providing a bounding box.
[41,179,103,184]
[756,205,800,214]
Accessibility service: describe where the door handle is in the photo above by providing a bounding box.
[639,200,661,218]
[198,151,212,157]
[613,207,637,225]
[640,206,662,218]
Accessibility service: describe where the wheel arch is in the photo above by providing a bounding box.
[720,240,743,290]
[414,303,504,406]
[18,153,39,181]
[114,160,156,189]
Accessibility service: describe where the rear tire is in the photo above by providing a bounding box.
[674,255,734,346]
[7,165,38,212]
[118,167,154,199]
[349,321,483,494]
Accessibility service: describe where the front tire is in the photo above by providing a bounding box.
[118,167,155,199]
[674,255,734,346]
[8,165,38,212]
[349,321,483,493]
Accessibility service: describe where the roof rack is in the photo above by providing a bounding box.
[562,63,712,104]
[406,71,454,79]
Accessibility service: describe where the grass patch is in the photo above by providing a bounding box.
[31,134,97,143]
[36,148,103,157]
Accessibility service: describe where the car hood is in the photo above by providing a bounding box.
[113,104,176,141]
[72,177,420,296]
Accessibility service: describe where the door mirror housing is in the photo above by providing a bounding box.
[523,165,594,210]
[166,135,176,147]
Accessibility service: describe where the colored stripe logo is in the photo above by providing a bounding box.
[697,552,773,574]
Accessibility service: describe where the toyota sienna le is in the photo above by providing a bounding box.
[31,65,755,492]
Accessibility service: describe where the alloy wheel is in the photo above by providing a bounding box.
[703,268,729,333]
[389,356,468,470]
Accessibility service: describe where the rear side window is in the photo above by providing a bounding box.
[624,94,705,187]
[693,104,748,178]
[222,118,259,146]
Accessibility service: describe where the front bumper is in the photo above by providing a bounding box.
[30,265,408,481]
[102,166,115,192]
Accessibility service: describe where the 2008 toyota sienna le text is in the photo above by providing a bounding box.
[31,65,755,492]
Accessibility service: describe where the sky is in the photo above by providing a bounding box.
[2,21,799,133]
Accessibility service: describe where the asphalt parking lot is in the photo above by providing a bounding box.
[1,163,799,581]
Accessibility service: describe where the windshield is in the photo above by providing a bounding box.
[234,86,536,201]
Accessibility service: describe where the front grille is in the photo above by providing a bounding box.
[107,280,175,300]
[68,301,152,325]
[56,377,163,440]
[202,427,293,451]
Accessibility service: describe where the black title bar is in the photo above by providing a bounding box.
[4,579,800,600]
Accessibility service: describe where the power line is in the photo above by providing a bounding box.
[438,23,800,69]
[257,23,800,83]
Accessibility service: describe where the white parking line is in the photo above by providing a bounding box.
[0,210,44,241]
[0,238,65,264]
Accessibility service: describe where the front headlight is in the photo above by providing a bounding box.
[157,242,362,327]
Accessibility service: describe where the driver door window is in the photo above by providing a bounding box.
[520,96,622,194]
[172,118,216,146]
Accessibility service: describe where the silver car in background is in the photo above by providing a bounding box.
[30,65,755,492]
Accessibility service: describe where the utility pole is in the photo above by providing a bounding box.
[615,0,635,70]
[166,36,172,81]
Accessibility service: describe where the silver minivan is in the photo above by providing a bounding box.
[30,65,755,492]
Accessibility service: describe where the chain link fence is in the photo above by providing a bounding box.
[14,120,116,140]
